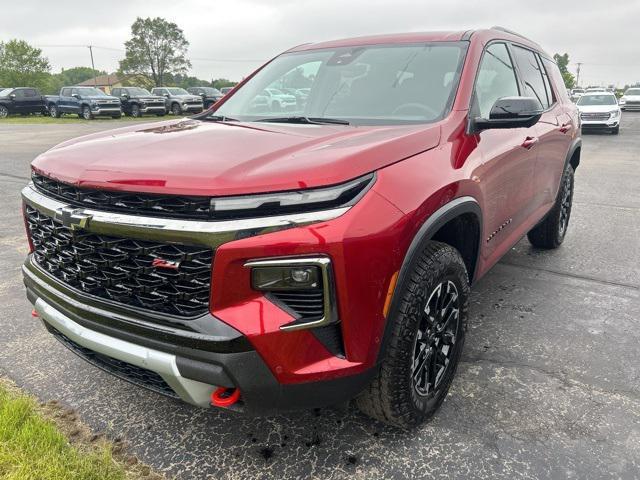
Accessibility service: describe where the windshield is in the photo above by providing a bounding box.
[625,88,640,96]
[168,88,190,95]
[577,94,617,106]
[126,87,152,96]
[213,42,468,125]
[77,87,106,96]
[200,87,221,95]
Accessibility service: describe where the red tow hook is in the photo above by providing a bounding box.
[31,309,39,318]
[211,387,241,408]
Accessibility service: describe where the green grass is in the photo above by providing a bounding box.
[0,382,126,480]
[0,114,168,125]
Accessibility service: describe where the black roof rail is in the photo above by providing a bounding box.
[490,26,544,50]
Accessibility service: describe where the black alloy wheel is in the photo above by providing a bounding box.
[412,280,461,397]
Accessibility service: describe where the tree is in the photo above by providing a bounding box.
[58,66,106,85]
[119,17,191,87]
[553,53,575,89]
[0,39,50,90]
[211,78,237,90]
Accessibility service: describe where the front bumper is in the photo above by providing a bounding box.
[140,105,166,113]
[92,107,121,116]
[580,118,620,129]
[182,103,203,112]
[24,259,374,412]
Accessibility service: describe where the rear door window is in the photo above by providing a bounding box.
[511,45,549,109]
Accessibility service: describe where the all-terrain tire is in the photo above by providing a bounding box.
[527,163,574,249]
[355,241,470,429]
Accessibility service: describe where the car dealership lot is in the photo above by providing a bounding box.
[1,116,638,479]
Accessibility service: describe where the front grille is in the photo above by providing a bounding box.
[26,205,213,317]
[50,326,178,398]
[580,112,610,121]
[271,290,325,319]
[32,173,213,219]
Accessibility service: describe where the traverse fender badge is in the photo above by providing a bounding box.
[54,206,93,231]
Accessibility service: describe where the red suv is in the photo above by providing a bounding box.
[22,27,580,428]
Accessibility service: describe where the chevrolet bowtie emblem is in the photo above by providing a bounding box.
[54,206,93,231]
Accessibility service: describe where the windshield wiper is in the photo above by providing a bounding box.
[204,115,239,122]
[255,116,350,125]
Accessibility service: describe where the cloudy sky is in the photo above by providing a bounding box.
[2,0,640,86]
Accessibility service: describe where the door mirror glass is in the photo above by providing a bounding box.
[475,96,543,130]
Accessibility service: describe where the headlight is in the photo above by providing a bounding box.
[619,99,626,104]
[210,173,375,219]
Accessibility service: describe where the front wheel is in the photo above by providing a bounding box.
[611,126,619,135]
[82,105,94,120]
[527,163,574,249]
[171,103,182,115]
[0,105,8,118]
[49,105,61,118]
[131,104,141,117]
[355,241,469,428]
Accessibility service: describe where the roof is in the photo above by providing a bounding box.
[77,74,122,87]
[287,28,545,56]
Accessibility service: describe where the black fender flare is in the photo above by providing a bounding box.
[564,137,582,171]
[376,196,482,364]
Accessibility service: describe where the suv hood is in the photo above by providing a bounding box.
[173,95,202,102]
[577,104,620,113]
[32,119,441,196]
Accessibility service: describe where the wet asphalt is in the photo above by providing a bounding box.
[0,114,638,479]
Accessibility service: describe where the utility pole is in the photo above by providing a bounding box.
[88,45,97,87]
[576,62,583,88]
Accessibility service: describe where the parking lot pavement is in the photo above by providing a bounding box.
[1,115,639,480]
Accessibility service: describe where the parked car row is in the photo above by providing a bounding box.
[0,84,232,119]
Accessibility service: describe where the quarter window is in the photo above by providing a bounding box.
[537,55,555,106]
[474,42,520,119]
[511,46,549,109]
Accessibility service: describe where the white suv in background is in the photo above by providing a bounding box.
[619,88,640,111]
[577,92,621,134]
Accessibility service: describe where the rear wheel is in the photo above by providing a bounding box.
[527,163,574,249]
[355,241,469,428]
[82,105,94,120]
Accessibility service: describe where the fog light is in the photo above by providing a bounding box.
[251,265,320,291]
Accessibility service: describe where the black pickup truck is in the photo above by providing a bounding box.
[187,87,224,109]
[0,87,47,118]
[111,87,167,117]
[45,87,121,120]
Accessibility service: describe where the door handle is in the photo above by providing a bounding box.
[521,136,538,149]
[559,123,572,134]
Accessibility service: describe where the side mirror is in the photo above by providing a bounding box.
[474,97,543,131]
[72,94,80,99]
[9,94,15,99]
[121,93,129,99]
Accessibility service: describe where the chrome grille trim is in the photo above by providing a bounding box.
[22,183,350,248]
